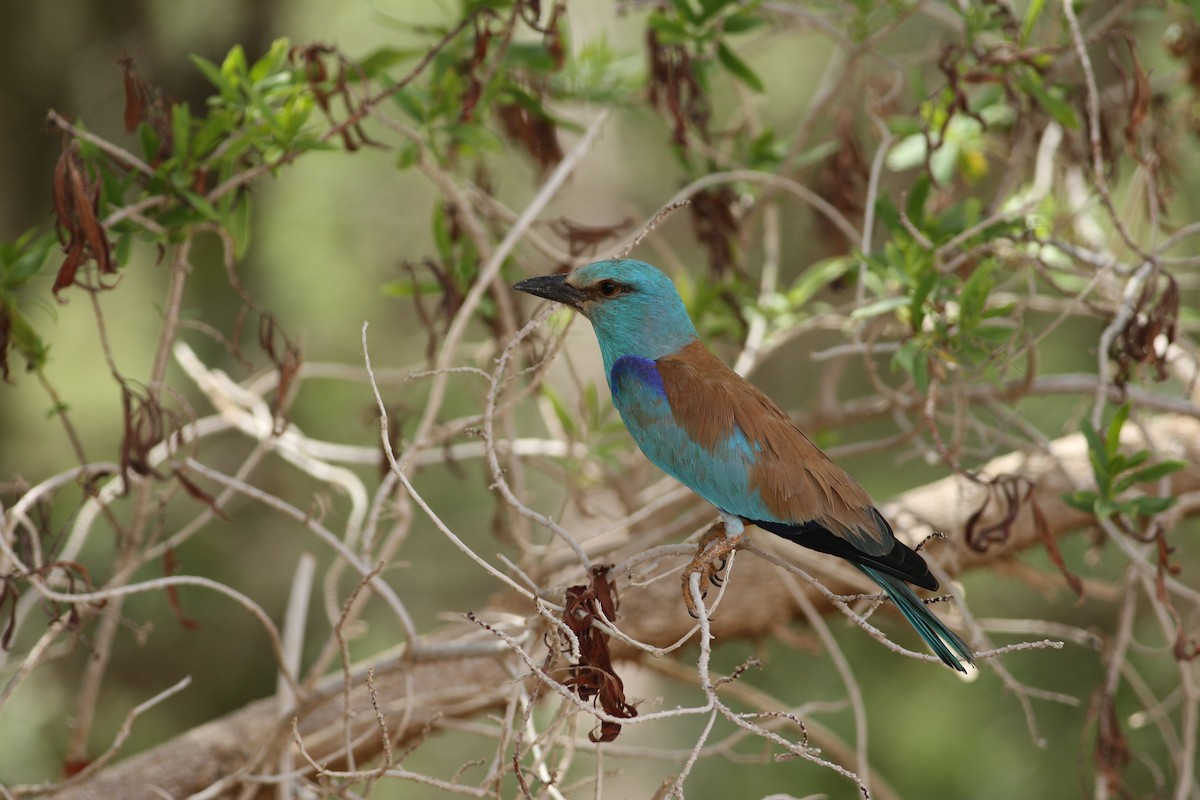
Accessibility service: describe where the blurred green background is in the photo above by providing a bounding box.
[2,1,1198,798]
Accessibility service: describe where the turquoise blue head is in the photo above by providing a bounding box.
[513,259,699,371]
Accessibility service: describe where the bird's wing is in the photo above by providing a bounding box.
[655,341,893,556]
[609,354,763,516]
[613,344,938,590]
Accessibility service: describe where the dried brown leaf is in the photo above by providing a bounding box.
[163,547,201,631]
[51,145,115,299]
[174,468,231,522]
[561,565,637,742]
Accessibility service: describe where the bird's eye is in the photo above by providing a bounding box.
[598,280,620,297]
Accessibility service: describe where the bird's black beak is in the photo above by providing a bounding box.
[512,273,586,311]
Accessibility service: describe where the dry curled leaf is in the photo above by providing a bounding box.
[163,547,201,631]
[561,565,637,742]
[118,55,174,162]
[290,43,381,152]
[646,29,709,153]
[258,314,302,432]
[547,216,631,259]
[174,468,231,523]
[1091,683,1131,799]
[52,144,115,300]
[119,383,171,484]
[496,100,563,174]
[965,473,1084,596]
[689,186,740,277]
[813,109,867,253]
[1109,271,1178,388]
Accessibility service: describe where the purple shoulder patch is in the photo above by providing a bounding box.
[610,355,666,397]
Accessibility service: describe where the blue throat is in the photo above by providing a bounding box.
[588,290,698,378]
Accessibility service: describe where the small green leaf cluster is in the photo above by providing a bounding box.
[864,177,1022,392]
[648,0,768,92]
[0,229,58,377]
[189,39,324,165]
[1062,404,1187,520]
[888,89,1015,185]
[149,39,323,240]
[0,39,327,382]
[94,37,321,255]
[376,4,634,170]
[540,382,627,474]
[679,271,748,343]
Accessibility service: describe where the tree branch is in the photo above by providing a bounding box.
[44,412,1200,799]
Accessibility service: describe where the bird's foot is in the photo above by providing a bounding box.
[681,518,745,617]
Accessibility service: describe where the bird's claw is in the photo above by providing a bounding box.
[709,556,728,585]
[681,519,745,617]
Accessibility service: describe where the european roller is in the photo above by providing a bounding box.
[514,258,974,672]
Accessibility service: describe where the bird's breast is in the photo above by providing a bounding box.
[607,363,772,520]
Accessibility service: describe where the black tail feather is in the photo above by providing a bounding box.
[749,517,939,591]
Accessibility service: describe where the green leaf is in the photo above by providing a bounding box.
[892,339,930,394]
[228,197,252,260]
[139,123,162,163]
[583,382,600,422]
[873,195,902,234]
[540,385,576,436]
[851,295,909,320]
[432,203,453,262]
[221,45,248,82]
[723,11,767,33]
[395,140,420,170]
[391,86,428,123]
[745,128,787,169]
[1080,420,1109,488]
[786,140,838,170]
[1080,419,1102,457]
[113,232,133,266]
[959,261,994,324]
[908,267,937,332]
[1106,403,1130,461]
[887,134,927,172]
[1020,0,1046,44]
[905,175,931,229]
[191,55,235,97]
[171,103,191,159]
[445,122,500,155]
[716,42,764,92]
[182,190,220,222]
[1125,495,1177,516]
[1120,450,1151,472]
[929,140,959,184]
[670,0,701,23]
[1,229,56,288]
[974,325,1015,344]
[506,42,557,72]
[648,11,690,43]
[982,301,1016,319]
[359,47,422,79]
[381,280,442,298]
[2,303,50,373]
[1115,459,1188,494]
[787,256,856,307]
[1062,490,1099,514]
[1017,71,1079,129]
[248,38,290,85]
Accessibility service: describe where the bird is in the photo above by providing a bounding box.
[513,258,974,672]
